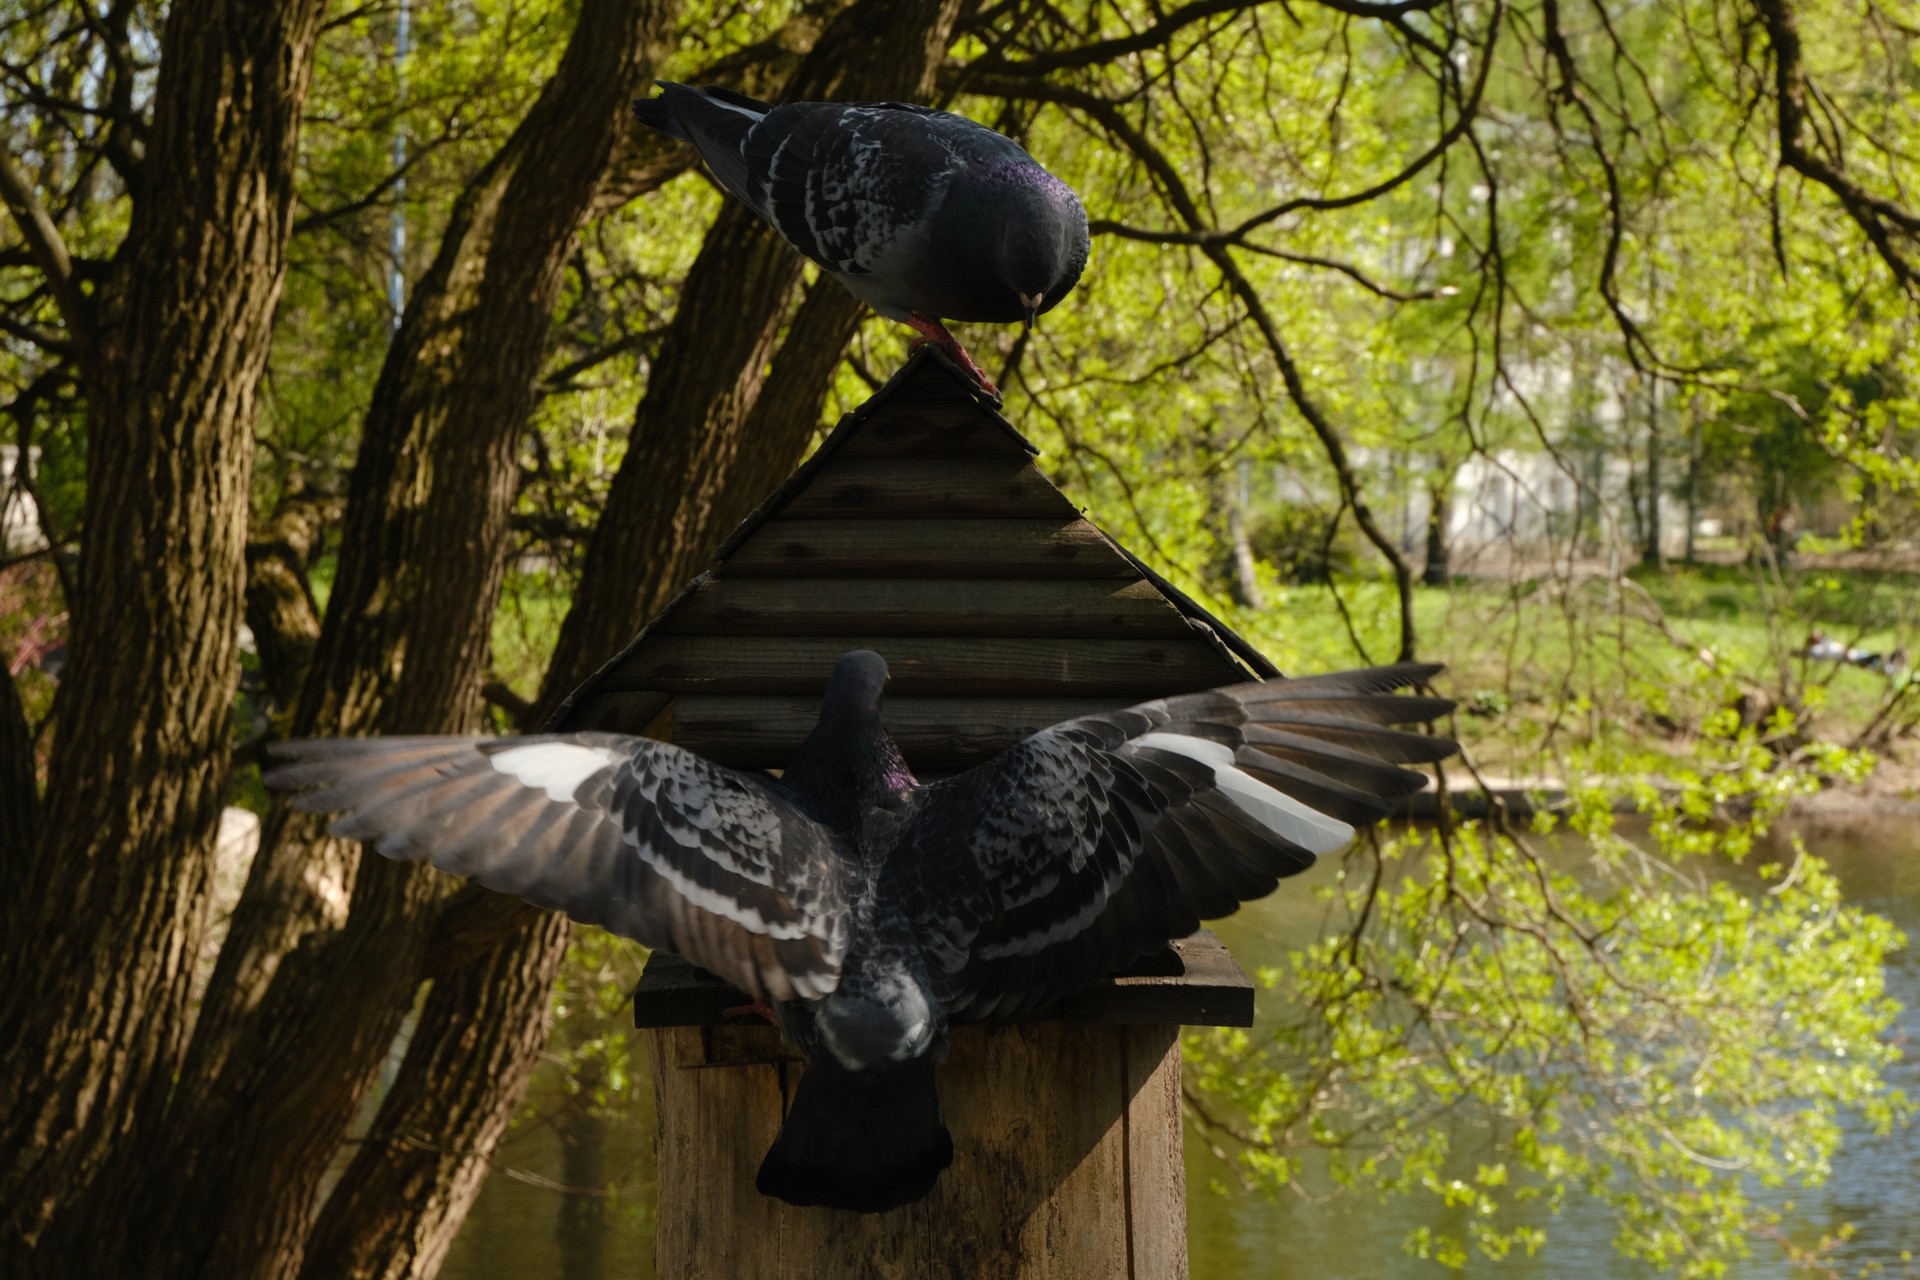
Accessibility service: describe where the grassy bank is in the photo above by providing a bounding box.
[1213,558,1918,780]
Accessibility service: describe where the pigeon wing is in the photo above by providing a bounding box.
[896,664,1457,1020]
[749,102,962,277]
[267,732,849,1002]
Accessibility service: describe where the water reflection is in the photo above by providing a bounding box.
[440,1034,658,1280]
[440,815,1917,1279]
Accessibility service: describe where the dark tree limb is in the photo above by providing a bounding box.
[424,886,553,979]
[0,138,92,354]
[1228,242,1457,301]
[962,0,1265,76]
[1752,0,1920,292]
[73,0,146,187]
[291,133,454,236]
[481,678,537,730]
[586,3,836,217]
[243,484,337,715]
[0,659,37,887]
[0,307,78,358]
[296,909,570,1280]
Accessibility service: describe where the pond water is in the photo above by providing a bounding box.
[440,814,1920,1279]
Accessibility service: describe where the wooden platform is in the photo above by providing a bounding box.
[633,931,1254,1029]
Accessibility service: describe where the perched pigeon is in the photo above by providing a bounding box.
[632,82,1089,400]
[267,651,1455,1213]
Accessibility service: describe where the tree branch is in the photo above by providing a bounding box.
[958,62,1479,658]
[1752,0,1920,292]
[0,139,92,354]
[0,307,78,359]
[962,0,1264,76]
[1214,241,1457,301]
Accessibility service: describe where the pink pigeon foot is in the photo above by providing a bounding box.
[724,998,779,1025]
[905,312,1001,401]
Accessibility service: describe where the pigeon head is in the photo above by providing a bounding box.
[784,650,914,825]
[991,170,1088,331]
[820,649,889,721]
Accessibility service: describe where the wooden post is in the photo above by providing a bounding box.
[636,933,1253,1279]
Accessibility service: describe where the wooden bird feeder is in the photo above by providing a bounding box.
[549,349,1280,1279]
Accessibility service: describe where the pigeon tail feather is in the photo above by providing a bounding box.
[632,82,767,210]
[630,94,687,140]
[755,1055,953,1214]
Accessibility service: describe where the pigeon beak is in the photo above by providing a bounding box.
[1018,292,1043,332]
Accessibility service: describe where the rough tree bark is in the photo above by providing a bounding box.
[100,5,682,1278]
[295,911,571,1280]
[244,481,337,716]
[0,0,329,1255]
[539,0,970,711]
[0,661,36,876]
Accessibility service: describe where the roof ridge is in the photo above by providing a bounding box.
[712,349,1037,562]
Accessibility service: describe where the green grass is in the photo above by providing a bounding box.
[1208,559,1917,774]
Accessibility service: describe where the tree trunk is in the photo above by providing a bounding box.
[1642,377,1663,568]
[688,275,872,581]
[1423,466,1453,586]
[556,1058,612,1280]
[1684,410,1703,563]
[1626,462,1646,552]
[111,5,679,1278]
[296,911,570,1280]
[1223,465,1264,609]
[0,0,328,1257]
[0,660,36,876]
[539,0,968,712]
[244,482,336,717]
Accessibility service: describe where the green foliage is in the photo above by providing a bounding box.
[1245,499,1359,585]
[1188,737,1906,1275]
[544,929,649,1119]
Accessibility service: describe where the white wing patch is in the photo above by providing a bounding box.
[1130,732,1355,855]
[625,844,818,941]
[709,96,766,124]
[489,742,622,803]
[975,888,1115,961]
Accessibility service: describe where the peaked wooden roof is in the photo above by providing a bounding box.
[548,348,1279,773]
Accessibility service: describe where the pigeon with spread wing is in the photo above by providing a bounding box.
[631,82,1089,401]
[268,650,1455,1213]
